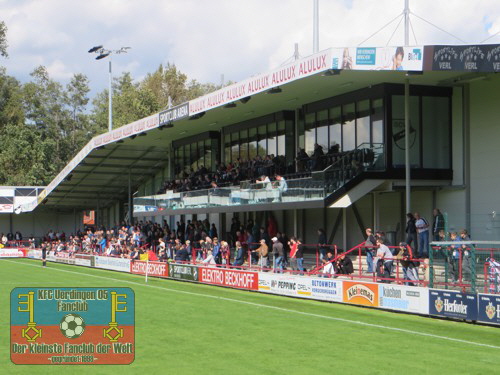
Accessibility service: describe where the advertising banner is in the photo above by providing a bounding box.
[378,284,429,314]
[429,289,477,321]
[423,44,500,72]
[11,287,135,365]
[258,273,311,297]
[199,267,258,290]
[309,278,343,302]
[0,248,25,258]
[189,49,333,115]
[477,294,500,325]
[130,261,168,278]
[75,254,94,267]
[94,256,131,273]
[343,281,379,307]
[168,263,198,281]
[159,103,189,125]
[331,46,423,71]
[28,249,43,259]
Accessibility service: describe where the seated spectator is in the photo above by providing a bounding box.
[335,252,354,275]
[233,241,244,267]
[322,251,335,276]
[175,244,190,263]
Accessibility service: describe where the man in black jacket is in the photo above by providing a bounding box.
[335,252,354,275]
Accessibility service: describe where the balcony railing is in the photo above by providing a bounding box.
[134,144,385,213]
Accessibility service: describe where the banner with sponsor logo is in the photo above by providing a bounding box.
[331,46,423,71]
[28,249,43,259]
[130,260,168,278]
[75,254,94,267]
[159,103,189,125]
[477,294,500,325]
[94,256,131,273]
[423,44,500,72]
[309,278,343,302]
[378,284,429,314]
[168,263,198,281]
[199,267,258,290]
[343,281,379,307]
[189,49,332,115]
[429,289,477,321]
[258,273,311,297]
[0,248,26,258]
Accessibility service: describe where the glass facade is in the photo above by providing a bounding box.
[301,98,385,155]
[173,132,220,177]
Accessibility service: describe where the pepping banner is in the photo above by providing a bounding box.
[258,273,311,297]
[11,287,135,365]
[331,46,423,71]
[477,293,500,325]
[378,284,429,314]
[199,267,258,290]
[130,261,168,278]
[343,281,379,307]
[429,289,477,321]
[423,44,500,72]
[94,256,131,273]
[168,263,198,281]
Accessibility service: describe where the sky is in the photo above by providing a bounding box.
[1,0,499,100]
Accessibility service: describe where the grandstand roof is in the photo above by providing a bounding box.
[22,44,500,212]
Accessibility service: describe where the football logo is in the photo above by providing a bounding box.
[485,302,496,320]
[435,297,444,313]
[60,313,86,339]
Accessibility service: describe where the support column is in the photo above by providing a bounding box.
[128,171,133,226]
[342,208,347,250]
[405,78,411,215]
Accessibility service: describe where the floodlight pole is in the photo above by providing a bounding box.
[108,58,113,133]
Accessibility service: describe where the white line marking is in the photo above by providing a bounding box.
[5,259,500,350]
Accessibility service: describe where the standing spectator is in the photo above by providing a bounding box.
[414,212,430,258]
[212,238,222,265]
[405,213,418,249]
[295,238,305,275]
[273,174,288,202]
[233,241,244,268]
[376,238,394,283]
[460,229,473,281]
[220,240,231,267]
[317,228,328,261]
[253,239,269,269]
[432,209,445,241]
[272,237,284,273]
[209,223,218,239]
[364,228,376,273]
[288,237,298,271]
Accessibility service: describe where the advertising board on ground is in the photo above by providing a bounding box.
[27,249,42,259]
[343,281,379,307]
[199,267,258,290]
[168,263,198,281]
[74,254,94,267]
[308,278,343,302]
[429,289,478,321]
[130,260,168,278]
[477,293,500,325]
[258,273,309,296]
[378,284,429,314]
[0,248,25,258]
[94,256,131,273]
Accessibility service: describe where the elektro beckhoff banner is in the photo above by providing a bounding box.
[10,287,135,365]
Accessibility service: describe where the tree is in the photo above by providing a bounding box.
[0,21,8,58]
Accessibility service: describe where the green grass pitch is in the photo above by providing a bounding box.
[1,258,498,374]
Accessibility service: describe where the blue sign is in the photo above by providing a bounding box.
[477,294,500,325]
[356,48,376,65]
[429,289,477,321]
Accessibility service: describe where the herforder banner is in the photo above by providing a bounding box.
[429,289,477,321]
[11,287,135,365]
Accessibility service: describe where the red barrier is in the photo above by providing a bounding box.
[198,267,258,290]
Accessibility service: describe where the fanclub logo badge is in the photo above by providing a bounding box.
[435,296,444,313]
[485,302,496,320]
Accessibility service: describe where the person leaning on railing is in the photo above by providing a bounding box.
[395,242,418,286]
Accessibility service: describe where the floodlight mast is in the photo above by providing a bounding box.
[88,45,131,132]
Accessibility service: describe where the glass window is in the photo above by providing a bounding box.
[329,106,341,153]
[231,132,239,164]
[239,129,248,162]
[267,122,277,156]
[277,121,286,156]
[342,103,356,151]
[372,98,384,144]
[205,139,212,171]
[257,125,267,156]
[305,112,316,155]
[391,95,420,168]
[316,109,329,152]
[224,134,231,164]
[249,128,257,159]
[422,96,450,169]
[357,100,370,147]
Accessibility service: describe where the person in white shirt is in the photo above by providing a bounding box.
[414,212,430,258]
[272,174,288,202]
[376,238,394,283]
